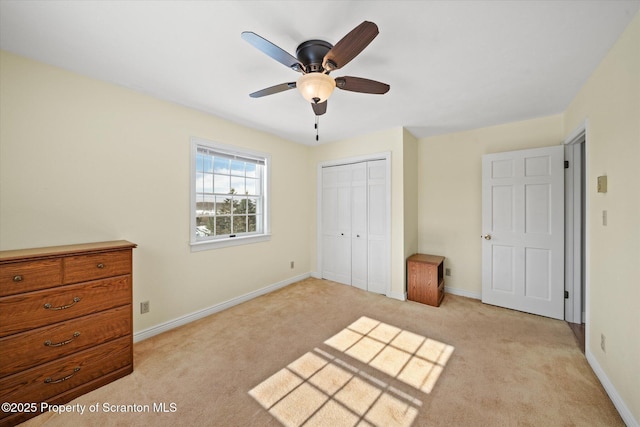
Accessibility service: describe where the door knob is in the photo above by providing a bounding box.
[481,234,492,240]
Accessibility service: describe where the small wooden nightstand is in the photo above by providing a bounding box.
[407,254,445,307]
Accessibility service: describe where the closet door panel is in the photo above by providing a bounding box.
[367,160,388,294]
[368,240,387,294]
[322,164,352,286]
[336,165,352,235]
[321,168,340,282]
[351,163,368,290]
[334,165,352,285]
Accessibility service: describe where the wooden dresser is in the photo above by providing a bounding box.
[0,240,136,426]
[407,253,445,307]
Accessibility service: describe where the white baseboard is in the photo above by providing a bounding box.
[133,273,310,343]
[586,348,639,427]
[445,286,482,300]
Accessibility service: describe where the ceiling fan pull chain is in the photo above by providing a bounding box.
[315,116,319,141]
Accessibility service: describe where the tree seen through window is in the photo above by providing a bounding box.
[195,146,263,239]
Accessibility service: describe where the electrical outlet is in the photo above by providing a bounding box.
[445,268,451,277]
[140,301,150,314]
[600,333,606,352]
[290,261,294,269]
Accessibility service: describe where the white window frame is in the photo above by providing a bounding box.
[190,137,270,251]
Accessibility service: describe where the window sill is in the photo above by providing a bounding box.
[190,234,271,252]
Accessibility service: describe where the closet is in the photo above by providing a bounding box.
[321,158,389,294]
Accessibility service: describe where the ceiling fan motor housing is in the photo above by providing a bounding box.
[296,40,333,73]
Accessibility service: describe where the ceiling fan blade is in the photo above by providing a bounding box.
[241,31,304,73]
[322,21,379,71]
[249,82,296,98]
[335,76,390,94]
[312,101,327,116]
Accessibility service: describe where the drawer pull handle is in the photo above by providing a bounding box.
[44,367,80,384]
[97,263,105,269]
[13,275,23,282]
[44,332,81,347]
[44,297,81,310]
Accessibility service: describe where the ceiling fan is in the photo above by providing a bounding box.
[241,21,390,120]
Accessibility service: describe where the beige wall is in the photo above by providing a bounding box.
[564,12,640,422]
[0,51,312,332]
[417,115,564,296]
[403,129,419,260]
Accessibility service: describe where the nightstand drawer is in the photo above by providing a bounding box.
[0,259,62,297]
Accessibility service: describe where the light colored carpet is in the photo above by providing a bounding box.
[22,277,622,426]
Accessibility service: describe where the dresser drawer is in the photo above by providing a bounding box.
[0,259,62,297]
[63,250,131,284]
[0,276,131,338]
[0,336,131,409]
[0,305,131,378]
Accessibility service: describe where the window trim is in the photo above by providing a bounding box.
[190,137,271,251]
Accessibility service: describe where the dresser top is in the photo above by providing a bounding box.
[0,240,137,263]
[408,253,445,265]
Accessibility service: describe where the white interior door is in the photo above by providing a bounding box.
[481,146,565,319]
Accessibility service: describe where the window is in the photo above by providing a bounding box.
[190,137,270,250]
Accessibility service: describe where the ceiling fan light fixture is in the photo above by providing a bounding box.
[297,72,336,103]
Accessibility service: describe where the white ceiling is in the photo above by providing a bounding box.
[1,1,638,145]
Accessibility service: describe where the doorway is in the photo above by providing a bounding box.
[564,123,587,352]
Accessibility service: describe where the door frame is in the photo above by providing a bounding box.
[564,120,589,326]
[316,152,392,295]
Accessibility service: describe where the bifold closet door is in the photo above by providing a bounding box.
[351,162,368,290]
[367,160,388,294]
[322,159,388,293]
[322,164,352,285]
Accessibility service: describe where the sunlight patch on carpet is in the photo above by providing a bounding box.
[325,316,454,394]
[249,317,454,426]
